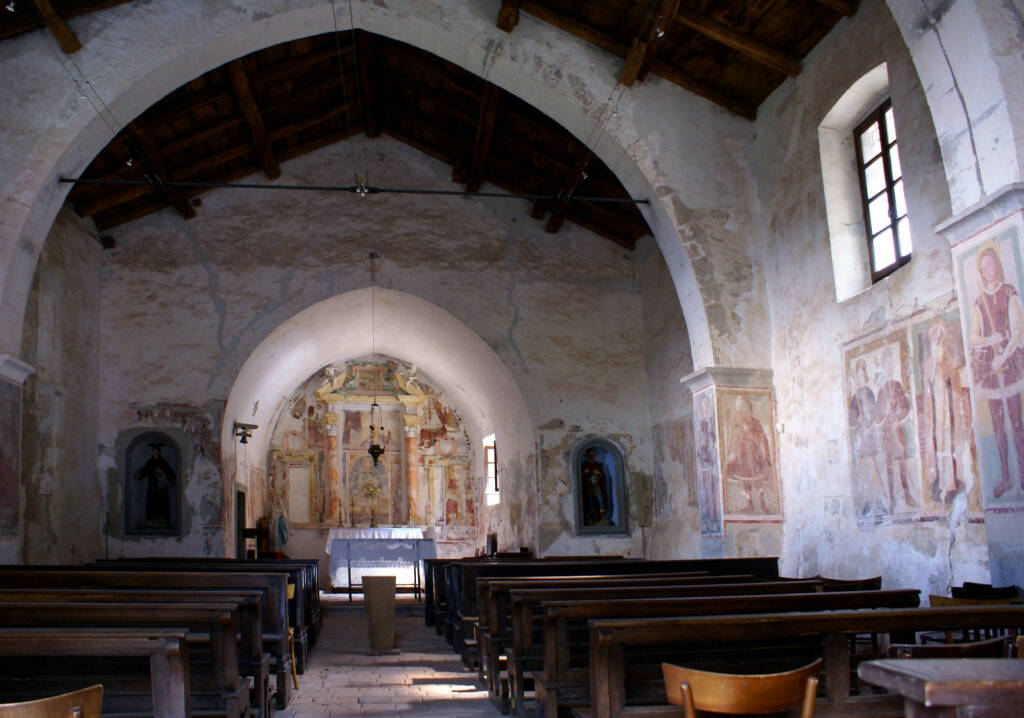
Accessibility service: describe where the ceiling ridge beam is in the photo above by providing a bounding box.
[228,59,281,179]
[465,82,500,193]
[356,30,380,139]
[620,0,682,87]
[30,0,81,53]
[676,6,801,77]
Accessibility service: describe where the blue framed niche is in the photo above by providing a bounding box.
[124,430,183,536]
[572,438,628,535]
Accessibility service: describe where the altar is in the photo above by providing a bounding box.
[325,527,436,599]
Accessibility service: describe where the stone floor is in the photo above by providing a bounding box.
[279,608,503,717]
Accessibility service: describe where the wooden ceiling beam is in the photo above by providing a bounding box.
[620,0,681,87]
[30,0,81,53]
[497,0,520,32]
[650,60,757,120]
[125,126,196,220]
[811,0,857,17]
[675,6,800,77]
[356,30,380,138]
[501,0,629,59]
[227,59,281,179]
[465,81,500,193]
[0,0,131,42]
[249,45,350,90]
[162,116,245,156]
[268,101,355,141]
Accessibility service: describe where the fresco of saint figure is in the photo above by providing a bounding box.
[695,393,721,533]
[969,244,1024,499]
[849,358,887,515]
[723,395,776,515]
[875,350,917,510]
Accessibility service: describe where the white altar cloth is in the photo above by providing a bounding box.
[324,527,425,553]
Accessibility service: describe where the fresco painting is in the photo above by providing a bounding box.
[956,221,1024,510]
[911,311,981,513]
[845,331,918,523]
[693,389,722,534]
[717,388,781,521]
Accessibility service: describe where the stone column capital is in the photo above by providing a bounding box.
[681,366,773,394]
[937,183,1024,247]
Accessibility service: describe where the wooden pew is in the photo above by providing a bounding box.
[0,569,293,710]
[96,557,321,647]
[92,559,312,671]
[447,558,779,655]
[475,574,749,700]
[0,602,247,718]
[528,588,919,718]
[0,627,190,718]
[585,605,1024,718]
[0,588,270,718]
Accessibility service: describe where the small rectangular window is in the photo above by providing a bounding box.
[854,99,911,282]
[485,444,498,492]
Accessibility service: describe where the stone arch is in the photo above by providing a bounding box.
[0,1,718,368]
[883,0,1024,212]
[221,287,536,549]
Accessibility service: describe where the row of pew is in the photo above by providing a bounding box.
[424,555,1024,718]
[0,557,321,718]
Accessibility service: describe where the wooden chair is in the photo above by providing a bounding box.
[887,635,1012,658]
[662,659,821,717]
[0,685,102,718]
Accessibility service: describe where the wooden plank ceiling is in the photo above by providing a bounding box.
[2,0,857,249]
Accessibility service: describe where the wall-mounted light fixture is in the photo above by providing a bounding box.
[234,422,258,444]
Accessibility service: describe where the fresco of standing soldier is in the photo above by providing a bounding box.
[846,333,919,523]
[957,228,1024,509]
[716,389,782,521]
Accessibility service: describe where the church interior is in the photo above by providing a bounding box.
[1,0,1024,715]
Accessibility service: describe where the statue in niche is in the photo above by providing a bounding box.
[125,431,181,535]
[572,438,628,535]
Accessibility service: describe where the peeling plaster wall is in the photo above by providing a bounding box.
[19,206,102,563]
[636,237,698,559]
[99,136,655,557]
[754,0,990,592]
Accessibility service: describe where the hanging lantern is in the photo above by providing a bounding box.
[367,401,385,465]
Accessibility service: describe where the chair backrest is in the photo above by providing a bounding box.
[0,685,102,718]
[886,635,1011,658]
[662,659,821,718]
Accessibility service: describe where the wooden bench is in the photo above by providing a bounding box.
[0,569,293,710]
[0,601,247,718]
[474,575,757,703]
[447,558,779,656]
[527,588,919,718]
[585,605,1024,718]
[0,588,271,718]
[96,557,321,647]
[92,559,313,672]
[0,627,190,718]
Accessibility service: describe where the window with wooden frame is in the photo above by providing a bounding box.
[485,443,498,492]
[854,99,912,281]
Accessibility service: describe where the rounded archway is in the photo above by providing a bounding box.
[221,287,536,553]
[0,0,718,368]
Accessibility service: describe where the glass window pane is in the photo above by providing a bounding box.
[864,157,886,197]
[860,121,882,161]
[885,107,896,142]
[869,193,891,234]
[897,216,913,257]
[893,180,907,218]
[873,228,896,271]
[888,146,902,181]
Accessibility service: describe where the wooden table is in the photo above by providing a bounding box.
[858,658,1024,717]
